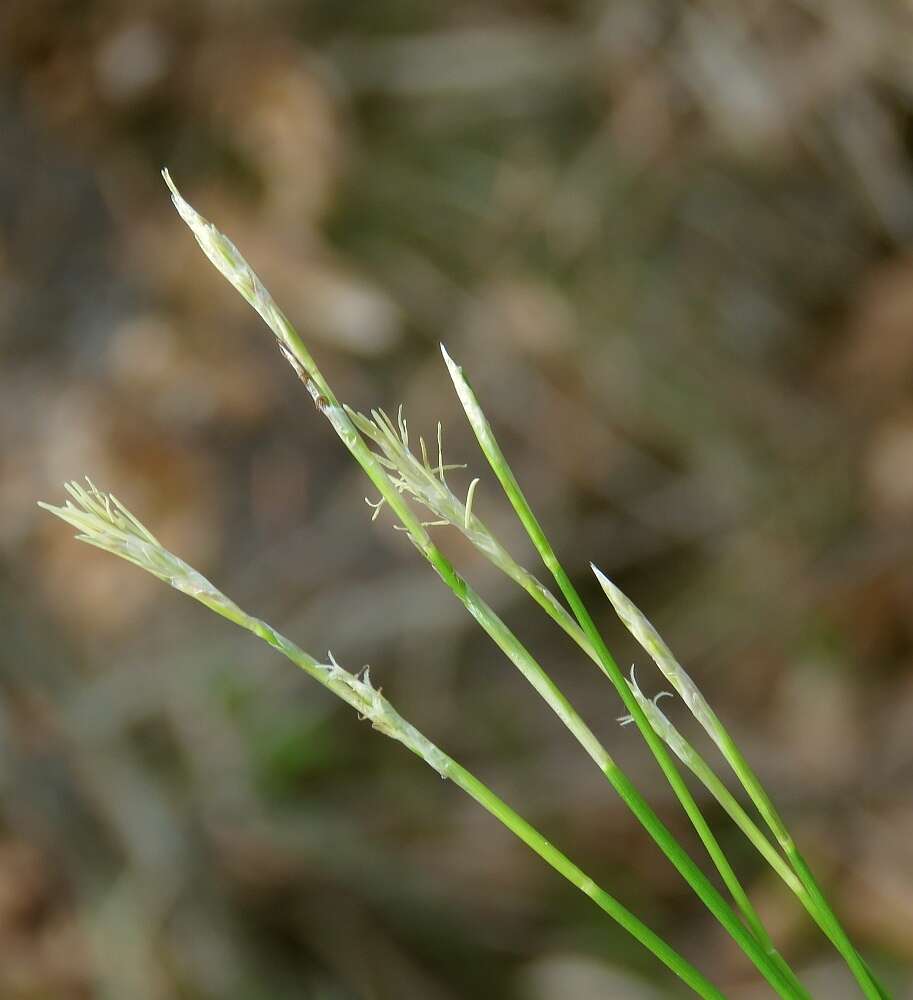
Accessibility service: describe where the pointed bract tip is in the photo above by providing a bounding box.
[161,169,198,229]
[440,343,459,376]
[591,563,625,601]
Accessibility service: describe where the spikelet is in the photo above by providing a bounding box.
[592,565,725,755]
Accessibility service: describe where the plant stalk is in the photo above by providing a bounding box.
[593,572,885,1000]
[442,347,809,998]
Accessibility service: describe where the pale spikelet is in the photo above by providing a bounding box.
[345,404,474,531]
[163,170,267,314]
[40,480,449,777]
[440,344,495,461]
[162,169,328,398]
[592,565,725,754]
[344,394,592,655]
[38,479,240,615]
[618,666,693,766]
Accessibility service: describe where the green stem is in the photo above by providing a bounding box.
[318,389,797,997]
[594,570,885,1000]
[441,349,807,999]
[710,728,884,1000]
[689,755,885,995]
[235,617,724,998]
[42,474,727,998]
[402,433,884,996]
[676,750,886,997]
[449,763,727,1000]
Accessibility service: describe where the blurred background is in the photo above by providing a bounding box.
[2,1,913,997]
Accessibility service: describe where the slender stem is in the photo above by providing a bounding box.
[710,729,884,1000]
[370,407,885,999]
[238,618,727,999]
[682,749,836,941]
[164,175,801,998]
[678,751,886,997]
[592,572,885,1000]
[410,439,884,1000]
[449,764,727,1000]
[317,385,798,997]
[687,751,885,996]
[441,348,808,998]
[387,412,887,999]
[42,488,725,1000]
[244,620,726,1000]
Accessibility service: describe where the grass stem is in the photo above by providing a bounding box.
[441,347,808,997]
[39,483,726,1000]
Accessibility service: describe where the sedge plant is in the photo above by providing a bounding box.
[39,171,887,998]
